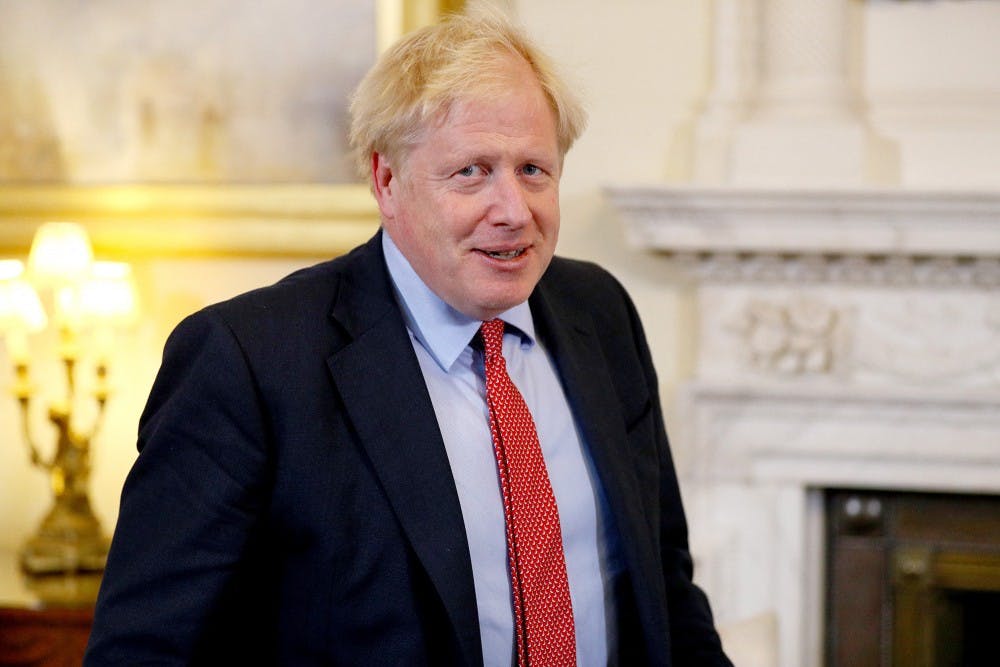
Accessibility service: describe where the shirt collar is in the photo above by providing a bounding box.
[382,231,536,372]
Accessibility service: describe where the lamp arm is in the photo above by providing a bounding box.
[11,362,46,467]
[82,362,110,445]
[63,354,77,402]
[82,395,108,446]
[16,390,49,470]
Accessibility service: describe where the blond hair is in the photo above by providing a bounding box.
[348,10,586,185]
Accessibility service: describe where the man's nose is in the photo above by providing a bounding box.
[488,172,532,227]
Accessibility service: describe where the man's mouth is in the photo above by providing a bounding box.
[482,247,526,260]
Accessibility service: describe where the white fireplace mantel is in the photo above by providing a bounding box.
[607,185,1000,667]
[607,186,1000,262]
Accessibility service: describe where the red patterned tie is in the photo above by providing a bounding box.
[480,318,576,667]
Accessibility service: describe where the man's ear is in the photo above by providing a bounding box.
[371,152,397,221]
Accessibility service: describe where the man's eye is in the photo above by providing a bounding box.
[522,164,541,176]
[456,165,480,177]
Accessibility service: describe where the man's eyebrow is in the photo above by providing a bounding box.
[447,149,558,165]
[444,149,499,163]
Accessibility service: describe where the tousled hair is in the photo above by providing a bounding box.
[348,10,586,186]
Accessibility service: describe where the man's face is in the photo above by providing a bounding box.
[373,59,562,322]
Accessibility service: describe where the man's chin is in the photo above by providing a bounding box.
[452,291,530,321]
[482,297,534,320]
[439,270,543,320]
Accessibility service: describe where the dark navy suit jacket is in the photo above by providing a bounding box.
[85,232,731,666]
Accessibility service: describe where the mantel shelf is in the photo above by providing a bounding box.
[606,186,1000,286]
[606,186,1000,259]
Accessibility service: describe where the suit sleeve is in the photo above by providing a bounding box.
[618,283,734,666]
[85,307,273,665]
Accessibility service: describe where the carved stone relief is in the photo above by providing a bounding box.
[728,296,840,375]
[703,287,1000,388]
[853,293,1000,386]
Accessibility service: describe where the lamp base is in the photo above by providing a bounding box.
[19,495,109,575]
[22,568,104,607]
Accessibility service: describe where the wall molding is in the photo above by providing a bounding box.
[607,186,1000,285]
[0,184,380,258]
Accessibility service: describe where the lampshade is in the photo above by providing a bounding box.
[27,222,94,287]
[0,259,22,283]
[77,261,140,327]
[0,260,47,333]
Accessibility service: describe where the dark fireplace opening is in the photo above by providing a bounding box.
[824,489,1000,667]
[934,589,1000,667]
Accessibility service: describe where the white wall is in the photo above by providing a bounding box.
[864,0,1000,188]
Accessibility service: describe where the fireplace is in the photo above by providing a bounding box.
[607,186,1000,667]
[601,0,1000,663]
[826,489,1000,666]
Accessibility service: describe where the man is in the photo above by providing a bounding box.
[85,12,732,666]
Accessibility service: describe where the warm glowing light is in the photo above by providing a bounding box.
[0,259,24,281]
[27,222,94,287]
[78,262,140,326]
[0,261,47,333]
[0,260,47,363]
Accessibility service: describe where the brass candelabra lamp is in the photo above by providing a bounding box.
[0,222,138,576]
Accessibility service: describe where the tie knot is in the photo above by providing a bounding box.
[480,319,505,359]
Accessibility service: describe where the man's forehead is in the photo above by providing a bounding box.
[412,106,559,165]
[418,55,542,119]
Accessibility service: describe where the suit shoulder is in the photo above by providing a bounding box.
[177,241,380,351]
[192,260,329,327]
[207,233,385,324]
[537,256,650,354]
[233,258,341,306]
[541,256,631,308]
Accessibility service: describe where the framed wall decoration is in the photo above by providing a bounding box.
[0,0,464,257]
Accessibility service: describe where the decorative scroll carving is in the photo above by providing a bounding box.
[713,291,1000,386]
[729,296,840,375]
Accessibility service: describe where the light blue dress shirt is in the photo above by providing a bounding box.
[382,233,620,666]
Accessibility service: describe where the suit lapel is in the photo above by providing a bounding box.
[325,234,482,666]
[530,279,670,647]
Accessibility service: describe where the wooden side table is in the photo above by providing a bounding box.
[0,550,101,667]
